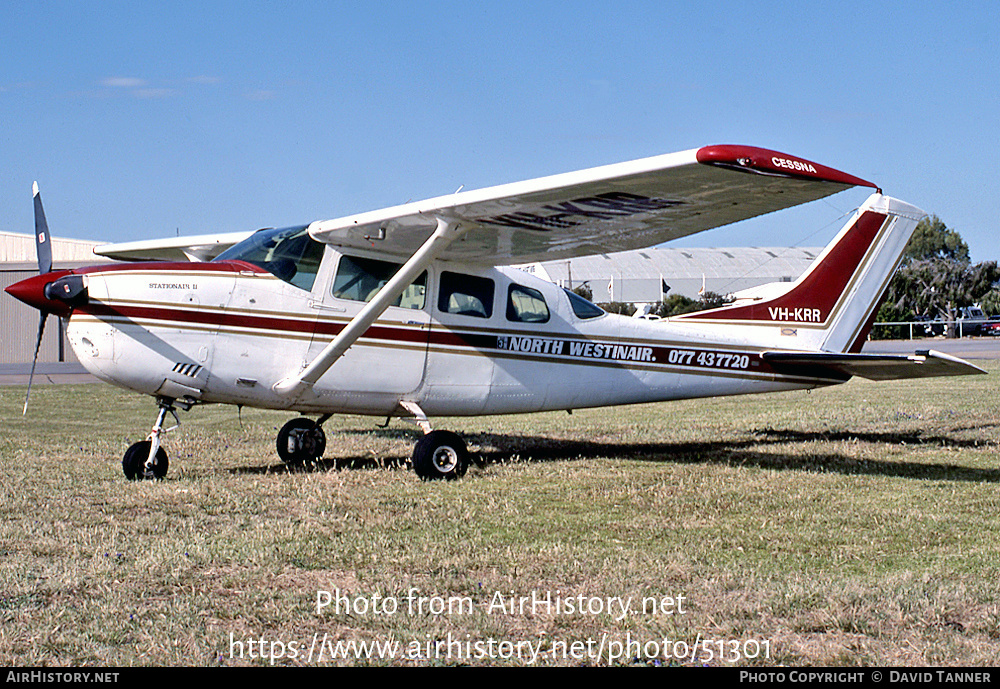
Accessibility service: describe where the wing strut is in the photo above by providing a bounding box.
[273,217,466,399]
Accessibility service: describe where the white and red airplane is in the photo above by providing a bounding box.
[6,145,984,481]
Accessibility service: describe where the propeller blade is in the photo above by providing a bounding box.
[23,182,56,414]
[23,312,48,415]
[33,182,53,275]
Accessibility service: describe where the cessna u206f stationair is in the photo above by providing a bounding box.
[6,145,985,481]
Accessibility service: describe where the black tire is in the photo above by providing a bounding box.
[122,441,169,480]
[411,430,468,481]
[276,417,327,465]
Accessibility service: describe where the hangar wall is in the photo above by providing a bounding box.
[1,232,103,365]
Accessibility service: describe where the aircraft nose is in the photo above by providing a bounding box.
[5,270,86,317]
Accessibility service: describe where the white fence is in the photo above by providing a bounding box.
[872,320,994,340]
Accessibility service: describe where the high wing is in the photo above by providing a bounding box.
[307,145,878,264]
[91,145,874,265]
[94,230,253,262]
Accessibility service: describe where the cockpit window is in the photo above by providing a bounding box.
[563,288,605,319]
[214,225,325,291]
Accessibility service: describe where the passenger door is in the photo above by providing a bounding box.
[305,250,431,397]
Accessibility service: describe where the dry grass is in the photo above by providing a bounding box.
[1,364,999,666]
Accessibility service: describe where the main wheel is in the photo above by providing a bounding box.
[411,430,469,481]
[122,441,169,480]
[276,417,327,465]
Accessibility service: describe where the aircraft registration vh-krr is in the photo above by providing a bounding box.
[6,145,985,481]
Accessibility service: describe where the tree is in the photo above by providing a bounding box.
[600,301,638,316]
[882,259,999,334]
[598,291,733,319]
[571,283,593,302]
[981,289,1000,315]
[650,294,699,317]
[649,291,732,317]
[877,215,998,338]
[902,215,970,264]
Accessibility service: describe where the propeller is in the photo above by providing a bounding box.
[23,182,54,415]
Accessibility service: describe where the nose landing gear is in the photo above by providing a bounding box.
[123,397,186,480]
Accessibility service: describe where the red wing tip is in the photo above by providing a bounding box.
[696,145,878,189]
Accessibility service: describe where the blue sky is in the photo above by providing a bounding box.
[2,2,998,261]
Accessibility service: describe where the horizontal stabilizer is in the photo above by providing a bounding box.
[762,349,986,381]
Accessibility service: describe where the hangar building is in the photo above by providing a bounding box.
[520,246,822,302]
[1,231,103,365]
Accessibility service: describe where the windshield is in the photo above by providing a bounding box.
[215,225,325,291]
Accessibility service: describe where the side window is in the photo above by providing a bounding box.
[438,271,494,319]
[331,255,426,309]
[507,284,550,323]
[563,288,605,319]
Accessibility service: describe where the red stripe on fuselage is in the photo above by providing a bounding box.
[77,260,268,276]
[72,301,845,382]
[75,301,471,348]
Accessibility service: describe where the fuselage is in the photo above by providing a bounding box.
[62,243,832,419]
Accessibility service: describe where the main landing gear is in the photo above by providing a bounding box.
[398,401,469,480]
[276,414,330,467]
[123,397,187,480]
[411,430,469,481]
[274,413,469,480]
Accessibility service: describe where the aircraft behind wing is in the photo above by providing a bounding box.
[6,145,985,481]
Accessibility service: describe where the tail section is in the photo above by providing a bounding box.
[674,193,925,353]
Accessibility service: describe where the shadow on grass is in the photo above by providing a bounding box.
[233,426,1000,483]
[474,429,1000,484]
[232,454,408,475]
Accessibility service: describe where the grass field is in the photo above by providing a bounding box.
[1,366,999,666]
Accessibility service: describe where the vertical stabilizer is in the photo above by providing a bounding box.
[674,193,925,353]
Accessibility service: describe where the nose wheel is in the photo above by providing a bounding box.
[123,397,182,480]
[122,440,168,480]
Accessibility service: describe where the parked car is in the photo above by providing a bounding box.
[982,315,1000,336]
[914,314,945,337]
[957,306,988,337]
